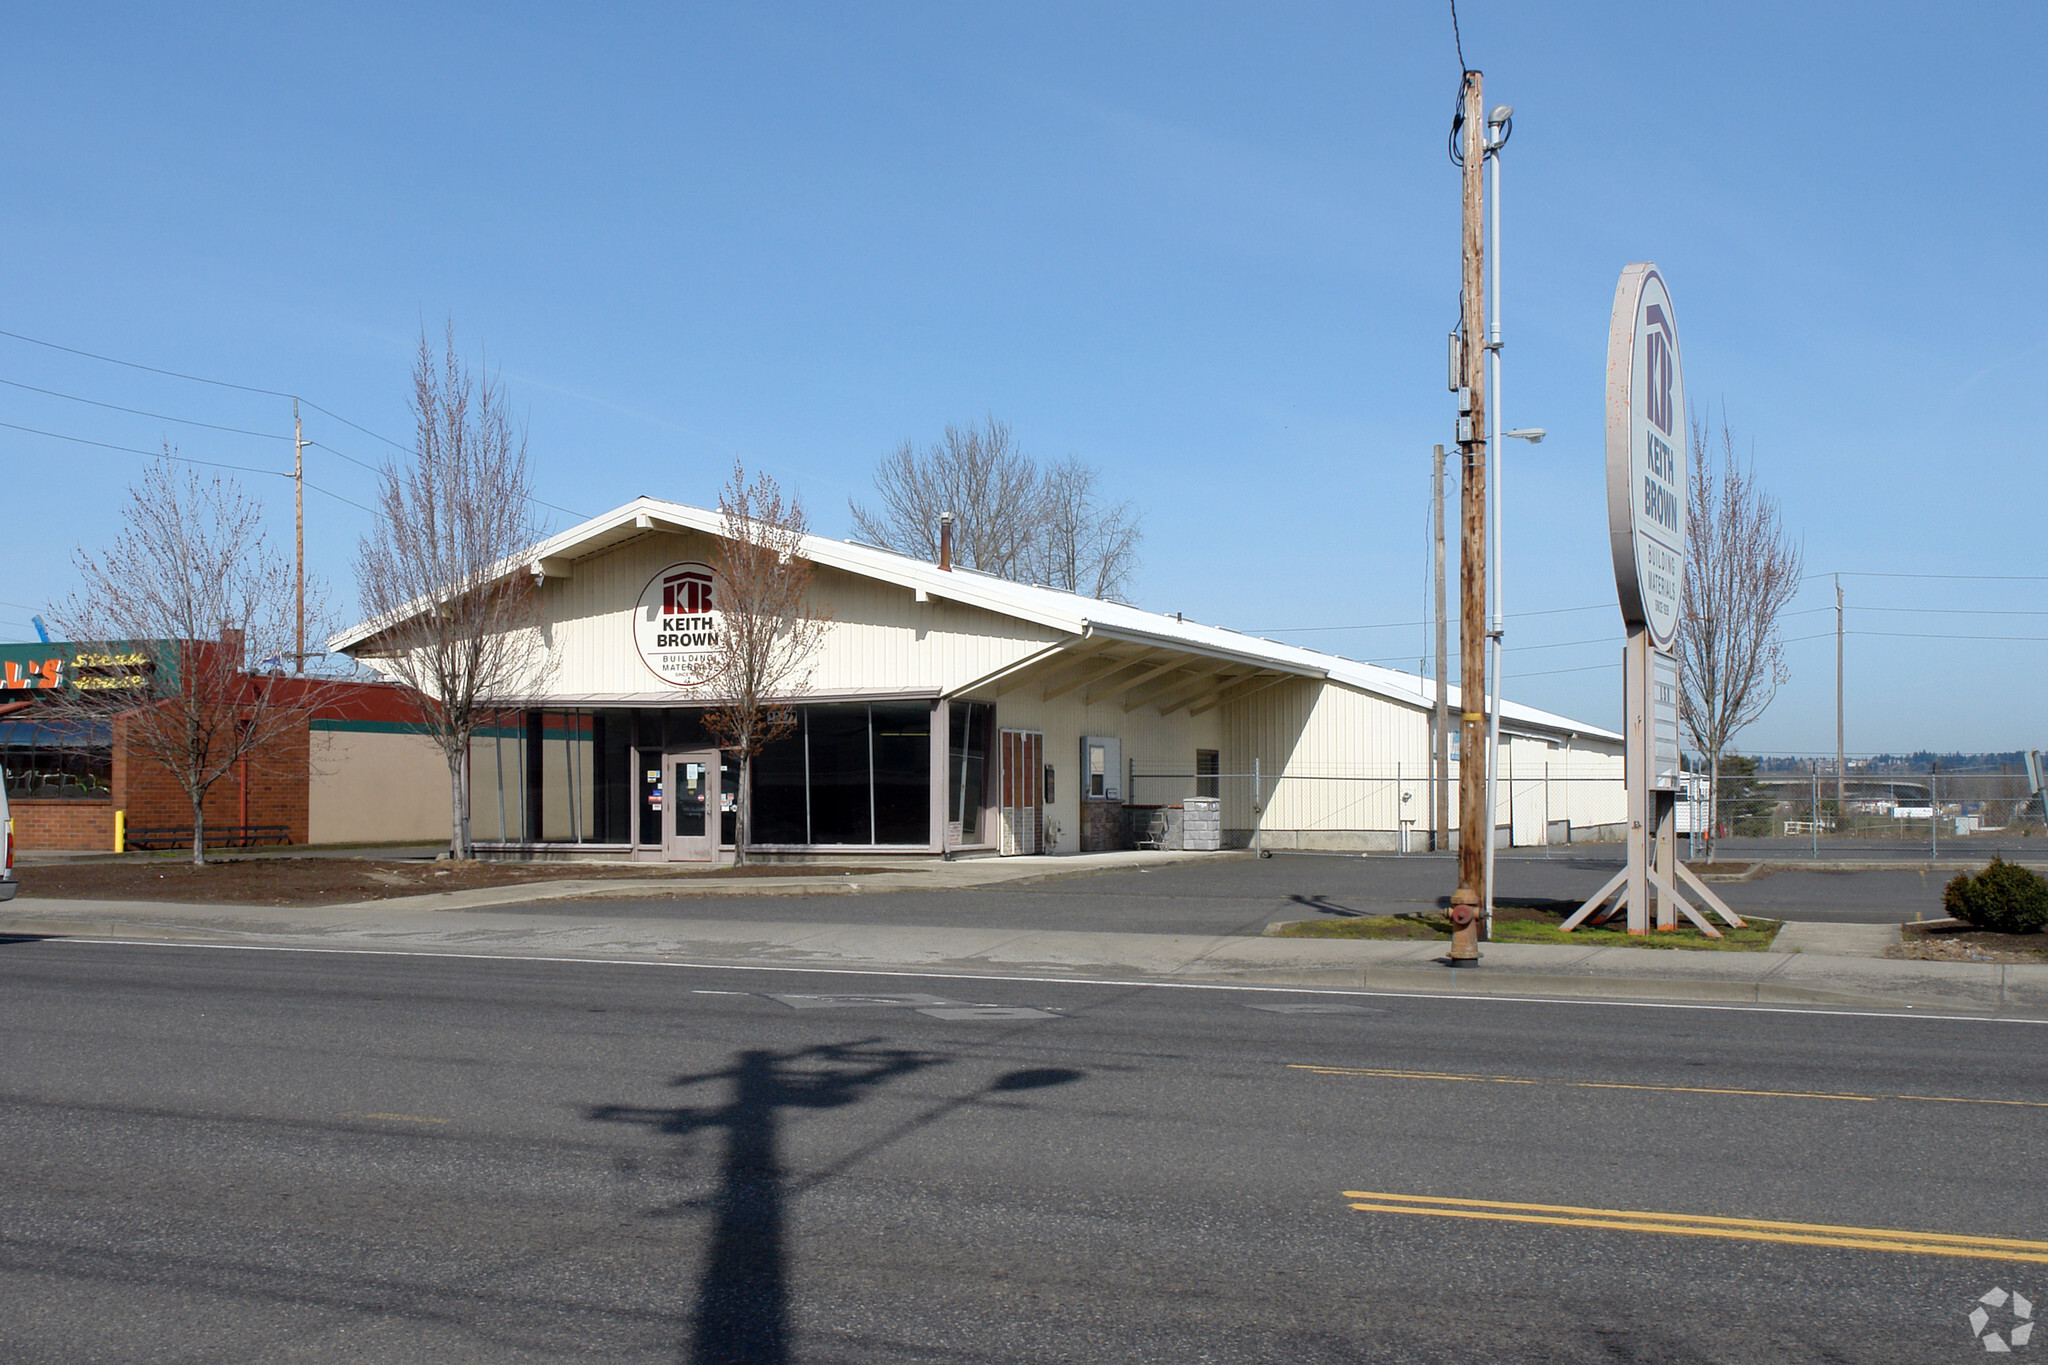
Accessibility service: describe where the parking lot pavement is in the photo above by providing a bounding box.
[472,850,1947,932]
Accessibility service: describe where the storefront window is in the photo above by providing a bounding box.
[872,702,931,844]
[480,703,933,849]
[750,725,808,844]
[948,702,989,840]
[807,705,872,844]
[1,718,113,799]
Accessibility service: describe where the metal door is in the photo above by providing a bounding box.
[664,750,719,861]
[998,729,1043,856]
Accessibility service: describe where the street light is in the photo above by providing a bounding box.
[1480,102,1520,937]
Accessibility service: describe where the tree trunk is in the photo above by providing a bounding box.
[735,749,751,867]
[448,747,468,860]
[190,786,207,867]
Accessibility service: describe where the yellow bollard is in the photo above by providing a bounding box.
[114,809,125,854]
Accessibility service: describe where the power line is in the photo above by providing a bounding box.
[307,439,382,474]
[1511,661,1620,679]
[0,324,411,452]
[0,419,286,479]
[1852,605,2048,617]
[0,325,587,519]
[304,480,375,515]
[1254,601,1609,635]
[1848,630,2048,643]
[0,375,291,439]
[1809,570,2048,583]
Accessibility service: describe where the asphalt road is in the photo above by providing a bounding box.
[3,938,2043,1362]
[524,852,1948,935]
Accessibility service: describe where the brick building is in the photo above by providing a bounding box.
[3,640,448,852]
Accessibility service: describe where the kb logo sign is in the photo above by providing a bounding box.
[635,561,722,684]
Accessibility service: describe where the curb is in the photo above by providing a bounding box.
[7,914,2045,1021]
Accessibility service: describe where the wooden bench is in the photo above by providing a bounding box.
[123,825,290,852]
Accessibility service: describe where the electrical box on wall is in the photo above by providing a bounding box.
[1081,735,1121,801]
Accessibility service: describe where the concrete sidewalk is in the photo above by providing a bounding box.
[6,892,2043,1019]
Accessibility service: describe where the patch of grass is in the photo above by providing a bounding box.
[1271,900,1781,951]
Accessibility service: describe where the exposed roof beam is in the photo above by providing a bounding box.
[1151,667,1257,716]
[1038,646,1139,702]
[1119,660,1225,711]
[1188,671,1296,717]
[1082,650,1175,704]
[1119,663,1206,711]
[949,640,1073,699]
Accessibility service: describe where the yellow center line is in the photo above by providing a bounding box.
[1340,1191,2048,1250]
[1339,1192,2048,1264]
[1290,1063,2048,1108]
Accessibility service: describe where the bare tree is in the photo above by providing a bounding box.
[850,418,1142,600]
[48,452,333,865]
[850,418,1042,578]
[1678,414,1804,860]
[1025,456,1142,602]
[696,462,830,865]
[354,327,553,859]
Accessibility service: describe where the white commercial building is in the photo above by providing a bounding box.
[334,496,1624,861]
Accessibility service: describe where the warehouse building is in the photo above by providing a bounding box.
[331,496,1624,861]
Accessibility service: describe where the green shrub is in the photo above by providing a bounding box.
[1942,858,2048,935]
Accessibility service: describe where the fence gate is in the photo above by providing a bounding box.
[998,729,1043,856]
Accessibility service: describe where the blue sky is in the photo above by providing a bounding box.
[2,2,2042,755]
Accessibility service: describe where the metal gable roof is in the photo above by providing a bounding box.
[330,494,1620,743]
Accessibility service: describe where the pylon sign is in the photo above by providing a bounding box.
[1604,264,1687,652]
[1566,263,1740,938]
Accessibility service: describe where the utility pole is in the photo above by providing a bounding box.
[1449,67,1488,965]
[294,398,307,674]
[1433,444,1449,852]
[1834,573,1844,822]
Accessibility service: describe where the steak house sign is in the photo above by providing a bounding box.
[1605,263,1687,650]
[634,561,722,685]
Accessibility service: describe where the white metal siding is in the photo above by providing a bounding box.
[535,531,1065,699]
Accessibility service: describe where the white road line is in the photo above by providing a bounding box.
[23,936,2048,1028]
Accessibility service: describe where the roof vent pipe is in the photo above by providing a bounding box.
[939,512,954,572]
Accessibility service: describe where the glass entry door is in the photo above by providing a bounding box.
[663,750,720,861]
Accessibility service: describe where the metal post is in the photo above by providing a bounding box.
[1433,445,1449,853]
[1811,760,1818,859]
[1843,573,1859,826]
[1483,105,1504,939]
[1931,763,1939,860]
[293,399,306,674]
[1450,68,1488,964]
[1626,631,1650,934]
[1252,756,1264,859]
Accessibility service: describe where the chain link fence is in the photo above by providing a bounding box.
[1680,765,2048,859]
[1120,755,2048,858]
[1125,757,1631,854]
